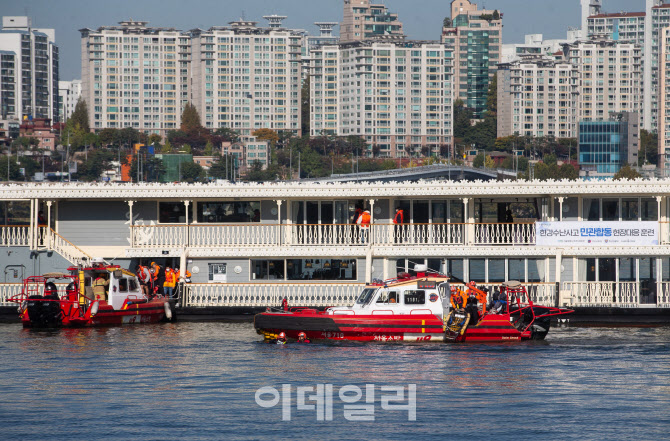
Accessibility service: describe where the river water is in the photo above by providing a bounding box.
[0,321,668,441]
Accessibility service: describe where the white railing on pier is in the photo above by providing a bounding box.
[183,283,365,308]
[373,223,464,245]
[564,281,639,307]
[1,225,29,247]
[474,222,535,245]
[131,225,188,248]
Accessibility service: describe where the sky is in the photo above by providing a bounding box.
[3,0,641,81]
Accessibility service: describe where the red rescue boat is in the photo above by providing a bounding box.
[8,260,175,328]
[254,265,572,343]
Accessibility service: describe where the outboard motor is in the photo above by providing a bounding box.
[529,307,551,340]
[26,294,63,328]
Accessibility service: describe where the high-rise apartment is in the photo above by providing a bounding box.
[341,0,404,43]
[310,40,454,158]
[497,55,579,138]
[0,16,59,124]
[442,0,502,119]
[658,27,670,174]
[188,20,303,138]
[578,111,639,177]
[564,38,642,122]
[58,79,81,122]
[585,1,670,132]
[79,20,188,137]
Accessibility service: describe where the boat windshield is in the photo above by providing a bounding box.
[355,288,378,305]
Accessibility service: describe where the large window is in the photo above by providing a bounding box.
[198,201,261,223]
[251,260,284,280]
[159,202,191,223]
[286,259,357,281]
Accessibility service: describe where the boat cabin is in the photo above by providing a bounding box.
[327,265,449,317]
[73,259,145,310]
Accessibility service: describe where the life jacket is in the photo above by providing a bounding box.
[164,270,175,287]
[137,266,150,283]
[393,210,404,224]
[358,211,371,227]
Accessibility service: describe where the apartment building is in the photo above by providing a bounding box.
[310,40,454,158]
[58,79,81,122]
[564,38,642,122]
[340,0,404,43]
[79,20,188,137]
[188,20,303,138]
[658,27,670,175]
[442,0,502,119]
[497,55,579,138]
[585,1,670,132]
[0,16,59,124]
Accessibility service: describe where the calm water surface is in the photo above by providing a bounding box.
[0,321,668,441]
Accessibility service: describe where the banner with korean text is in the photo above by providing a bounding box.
[536,221,658,246]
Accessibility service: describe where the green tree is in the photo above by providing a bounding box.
[244,161,267,182]
[484,155,495,169]
[443,17,452,27]
[473,153,485,168]
[453,99,473,138]
[638,129,658,166]
[204,140,214,156]
[613,164,642,180]
[98,128,118,146]
[252,128,279,147]
[180,144,192,154]
[77,148,115,182]
[213,127,240,143]
[0,155,22,181]
[180,102,202,133]
[543,153,557,166]
[558,163,579,180]
[69,97,90,132]
[162,140,173,153]
[130,155,165,182]
[180,161,204,182]
[486,72,497,118]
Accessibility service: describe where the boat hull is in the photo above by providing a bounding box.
[254,311,446,342]
[20,298,171,328]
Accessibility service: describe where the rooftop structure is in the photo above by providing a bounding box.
[340,0,404,43]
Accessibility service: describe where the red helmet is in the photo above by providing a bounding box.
[298,332,306,339]
[278,332,286,339]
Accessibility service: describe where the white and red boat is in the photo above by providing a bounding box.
[9,260,174,328]
[254,265,572,343]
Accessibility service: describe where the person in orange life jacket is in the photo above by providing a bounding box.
[164,266,176,298]
[297,332,310,343]
[356,209,371,243]
[393,207,404,243]
[136,265,151,296]
[151,262,165,295]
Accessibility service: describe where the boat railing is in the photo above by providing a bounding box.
[563,281,641,307]
[0,282,70,306]
[0,225,30,247]
[128,222,536,248]
[181,282,364,308]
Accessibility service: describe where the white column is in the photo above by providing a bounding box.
[369,199,375,244]
[557,197,565,221]
[192,201,198,224]
[46,201,53,250]
[183,200,190,248]
[29,198,35,250]
[276,200,283,246]
[365,249,373,283]
[127,201,135,247]
[657,196,664,244]
[463,198,472,245]
[555,250,563,306]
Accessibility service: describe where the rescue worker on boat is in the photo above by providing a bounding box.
[151,262,165,296]
[93,272,109,302]
[136,264,151,296]
[297,332,310,343]
[450,288,466,310]
[393,206,404,243]
[164,266,176,298]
